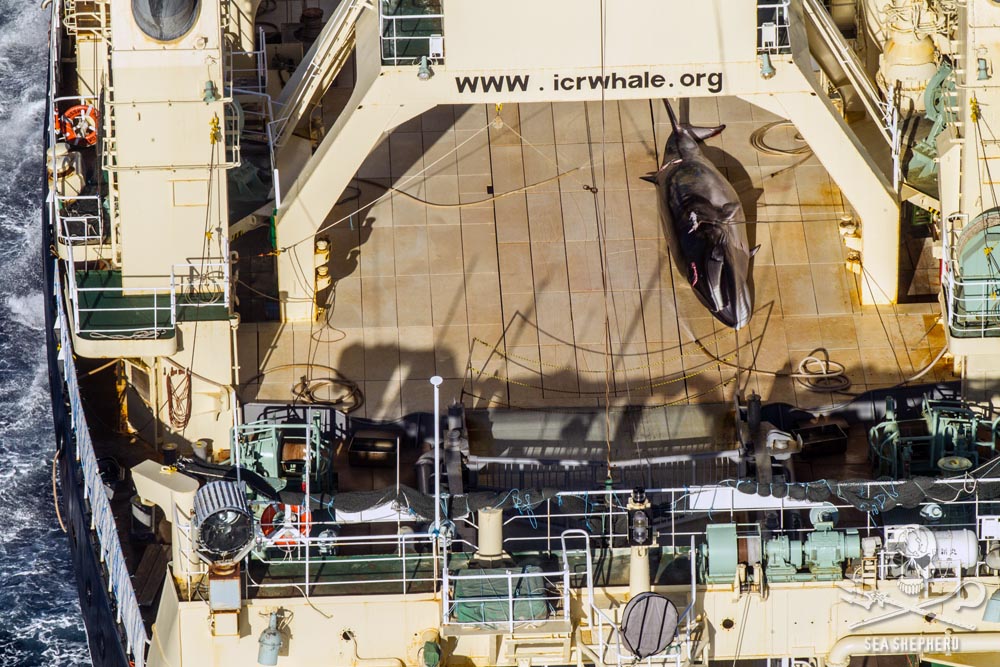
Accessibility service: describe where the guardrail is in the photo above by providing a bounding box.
[757,1,791,55]
[269,0,368,149]
[941,271,1000,336]
[247,530,442,596]
[565,529,693,667]
[941,212,1000,336]
[801,0,892,145]
[54,261,149,667]
[226,26,268,94]
[62,256,231,341]
[379,10,444,66]
[50,95,106,250]
[66,268,174,340]
[171,260,231,309]
[235,418,446,598]
[441,563,570,633]
[228,88,275,174]
[55,195,105,247]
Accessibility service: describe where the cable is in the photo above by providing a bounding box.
[749,121,813,156]
[353,164,588,208]
[689,334,852,393]
[51,448,67,533]
[240,362,364,412]
[291,375,363,409]
[278,123,493,253]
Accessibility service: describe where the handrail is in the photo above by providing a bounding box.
[380,12,445,66]
[270,0,368,148]
[801,0,892,144]
[54,261,149,667]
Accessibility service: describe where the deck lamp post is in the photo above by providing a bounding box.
[430,375,443,537]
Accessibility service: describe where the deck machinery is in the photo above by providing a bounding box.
[40,0,1000,666]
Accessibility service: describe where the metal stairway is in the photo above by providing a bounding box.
[62,0,110,39]
[801,0,890,145]
[270,0,373,150]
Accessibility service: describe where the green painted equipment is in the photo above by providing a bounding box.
[908,61,956,181]
[698,524,739,584]
[764,508,860,582]
[229,417,335,493]
[869,396,998,478]
[946,208,1000,337]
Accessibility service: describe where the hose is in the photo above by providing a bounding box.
[692,338,851,393]
[240,363,364,412]
[51,448,67,533]
[794,354,851,392]
[749,121,813,156]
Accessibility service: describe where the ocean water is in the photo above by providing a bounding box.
[0,0,91,663]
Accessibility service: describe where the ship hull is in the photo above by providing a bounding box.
[43,113,131,667]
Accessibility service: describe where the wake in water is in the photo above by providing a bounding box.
[0,0,91,663]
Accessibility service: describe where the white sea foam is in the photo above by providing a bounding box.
[6,292,45,331]
[0,0,91,664]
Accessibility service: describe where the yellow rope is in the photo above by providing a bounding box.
[51,448,67,533]
[468,353,735,394]
[462,376,735,410]
[470,329,736,375]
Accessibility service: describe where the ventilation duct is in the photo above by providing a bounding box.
[132,0,200,41]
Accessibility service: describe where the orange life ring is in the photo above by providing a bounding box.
[260,503,312,547]
[60,105,99,147]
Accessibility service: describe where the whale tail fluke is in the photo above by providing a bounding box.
[663,99,726,141]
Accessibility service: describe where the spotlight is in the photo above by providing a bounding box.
[203,80,220,103]
[417,56,433,81]
[759,52,776,80]
[192,481,254,566]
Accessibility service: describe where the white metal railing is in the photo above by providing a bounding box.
[941,271,1000,335]
[269,0,368,148]
[54,261,149,667]
[226,27,268,94]
[441,563,570,633]
[247,530,442,596]
[461,482,1000,555]
[940,212,1000,336]
[487,492,629,553]
[565,530,693,667]
[66,267,174,339]
[62,0,110,38]
[757,1,791,55]
[801,0,892,145]
[50,93,110,257]
[379,8,445,66]
[229,88,276,174]
[61,256,230,341]
[171,260,231,312]
[55,197,105,247]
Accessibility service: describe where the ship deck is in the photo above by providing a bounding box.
[236,96,950,419]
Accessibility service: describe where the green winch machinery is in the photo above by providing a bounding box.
[869,396,998,478]
[229,416,335,493]
[699,508,861,585]
[764,507,860,582]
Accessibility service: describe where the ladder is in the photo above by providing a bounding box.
[270,0,373,149]
[63,0,110,39]
[801,0,891,145]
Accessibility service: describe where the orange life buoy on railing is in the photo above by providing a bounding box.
[59,105,99,147]
[260,503,312,547]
